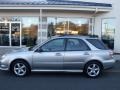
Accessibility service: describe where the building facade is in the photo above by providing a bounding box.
[0,0,119,53]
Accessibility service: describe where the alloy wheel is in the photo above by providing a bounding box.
[87,63,100,77]
[13,63,27,76]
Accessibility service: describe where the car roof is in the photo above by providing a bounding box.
[50,35,99,39]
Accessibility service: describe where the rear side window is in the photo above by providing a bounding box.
[87,39,108,50]
[66,38,90,51]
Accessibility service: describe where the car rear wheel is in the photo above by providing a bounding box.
[84,61,103,78]
[11,60,30,77]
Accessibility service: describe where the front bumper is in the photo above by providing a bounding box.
[102,59,116,69]
[0,60,9,71]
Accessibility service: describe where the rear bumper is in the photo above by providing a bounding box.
[102,59,116,69]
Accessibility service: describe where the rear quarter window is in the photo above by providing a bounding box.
[86,39,108,50]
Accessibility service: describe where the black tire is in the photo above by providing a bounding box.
[83,61,103,78]
[10,60,31,77]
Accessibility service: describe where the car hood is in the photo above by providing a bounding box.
[5,48,29,54]
[3,50,34,59]
[13,48,29,52]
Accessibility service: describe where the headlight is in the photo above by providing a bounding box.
[1,55,7,59]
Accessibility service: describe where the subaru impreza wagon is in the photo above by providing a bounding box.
[0,36,115,78]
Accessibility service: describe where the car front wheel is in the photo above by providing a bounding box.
[84,61,103,78]
[11,60,30,77]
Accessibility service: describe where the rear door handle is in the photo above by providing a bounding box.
[55,53,62,56]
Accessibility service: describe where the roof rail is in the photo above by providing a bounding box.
[88,35,99,38]
[58,34,99,38]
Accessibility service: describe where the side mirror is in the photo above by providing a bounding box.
[28,46,33,51]
[39,48,43,52]
[35,48,43,53]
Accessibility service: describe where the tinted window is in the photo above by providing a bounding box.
[41,39,65,52]
[87,39,108,50]
[66,39,90,51]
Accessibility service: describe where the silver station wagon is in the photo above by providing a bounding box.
[0,36,115,78]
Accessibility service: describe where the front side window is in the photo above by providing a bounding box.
[66,38,90,51]
[41,39,65,52]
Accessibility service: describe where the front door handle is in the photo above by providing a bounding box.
[55,53,62,56]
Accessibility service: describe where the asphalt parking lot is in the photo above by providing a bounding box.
[0,59,120,90]
[0,69,120,90]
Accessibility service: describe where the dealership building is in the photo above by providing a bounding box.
[0,0,119,53]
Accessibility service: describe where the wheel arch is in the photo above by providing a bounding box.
[9,58,31,71]
[84,60,104,69]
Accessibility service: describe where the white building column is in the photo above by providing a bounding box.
[37,9,42,44]
[93,17,102,38]
[114,18,120,53]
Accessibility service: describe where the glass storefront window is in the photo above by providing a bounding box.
[47,17,89,37]
[11,23,20,46]
[47,17,56,37]
[56,18,68,35]
[0,17,20,22]
[47,18,68,37]
[69,18,89,35]
[22,17,39,46]
[0,23,9,46]
[102,18,115,49]
[0,17,39,47]
[0,17,21,46]
[0,16,90,47]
